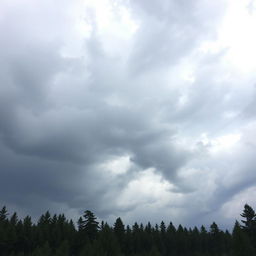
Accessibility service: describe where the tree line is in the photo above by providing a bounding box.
[0,204,256,255]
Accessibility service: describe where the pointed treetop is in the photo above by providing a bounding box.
[0,206,8,221]
[240,204,256,230]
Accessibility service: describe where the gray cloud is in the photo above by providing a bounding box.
[0,0,256,229]
[128,0,225,74]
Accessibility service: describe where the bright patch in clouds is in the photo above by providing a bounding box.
[222,0,256,72]
[117,168,173,208]
[101,155,131,175]
[209,133,241,154]
[200,0,256,73]
[80,0,138,57]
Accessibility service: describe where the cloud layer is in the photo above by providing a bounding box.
[1,0,256,229]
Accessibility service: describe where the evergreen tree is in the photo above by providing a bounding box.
[232,220,255,256]
[80,210,99,241]
[113,217,125,251]
[78,217,84,231]
[240,203,256,242]
[22,216,34,253]
[145,222,152,234]
[0,206,9,255]
[166,222,176,255]
[114,217,125,238]
[98,222,121,256]
[37,211,52,247]
[132,222,142,254]
[0,206,8,222]
[10,212,18,226]
[241,204,255,229]
[160,221,166,234]
[1,204,256,256]
[124,225,132,255]
[209,222,223,255]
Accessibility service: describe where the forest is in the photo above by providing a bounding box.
[0,204,255,256]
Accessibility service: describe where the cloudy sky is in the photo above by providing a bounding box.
[1,0,256,229]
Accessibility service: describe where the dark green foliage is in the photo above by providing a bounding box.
[240,204,255,231]
[232,220,255,256]
[54,240,70,256]
[98,222,121,255]
[114,217,125,237]
[0,204,256,255]
[114,217,125,251]
[240,203,256,246]
[0,206,8,221]
[79,210,99,241]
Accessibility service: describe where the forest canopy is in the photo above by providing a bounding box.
[0,204,256,256]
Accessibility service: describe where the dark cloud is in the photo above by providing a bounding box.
[0,0,256,228]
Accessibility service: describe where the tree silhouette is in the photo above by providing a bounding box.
[79,210,99,242]
[241,204,256,230]
[232,220,255,256]
[0,205,256,255]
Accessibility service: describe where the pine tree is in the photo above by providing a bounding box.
[114,217,125,238]
[98,222,121,256]
[0,206,8,222]
[10,212,18,226]
[22,216,34,253]
[166,222,176,255]
[0,206,9,255]
[241,204,255,229]
[80,210,99,241]
[37,211,52,247]
[145,222,152,234]
[160,221,166,234]
[232,220,255,256]
[77,217,84,232]
[209,222,222,255]
[114,217,125,251]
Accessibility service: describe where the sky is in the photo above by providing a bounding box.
[0,0,256,230]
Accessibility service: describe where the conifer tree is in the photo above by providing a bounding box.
[10,212,18,226]
[80,210,99,241]
[232,220,255,256]
[241,204,255,229]
[160,221,166,234]
[114,217,125,251]
[99,222,121,256]
[114,217,125,238]
[0,206,8,222]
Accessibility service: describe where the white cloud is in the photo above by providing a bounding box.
[221,186,256,220]
[100,155,132,175]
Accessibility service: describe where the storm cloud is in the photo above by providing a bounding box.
[1,0,256,229]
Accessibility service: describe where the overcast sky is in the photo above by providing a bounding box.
[1,0,256,229]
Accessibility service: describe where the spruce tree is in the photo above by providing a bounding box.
[114,217,125,251]
[80,210,99,241]
[241,204,255,228]
[0,206,8,222]
[232,220,255,256]
[240,203,256,240]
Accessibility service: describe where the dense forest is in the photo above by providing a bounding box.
[0,204,255,256]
